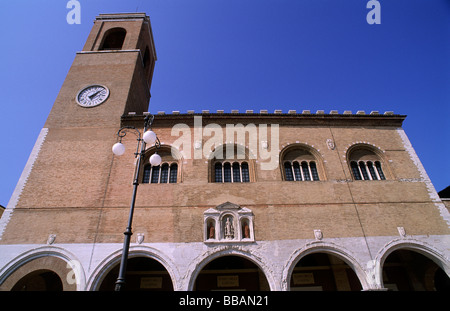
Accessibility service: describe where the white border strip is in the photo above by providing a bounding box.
[397,128,450,226]
[0,128,49,240]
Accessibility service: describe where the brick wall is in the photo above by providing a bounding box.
[2,114,448,245]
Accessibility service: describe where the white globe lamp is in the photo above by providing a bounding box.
[112,142,126,156]
[149,153,162,166]
[143,130,157,145]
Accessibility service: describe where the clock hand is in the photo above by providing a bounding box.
[89,90,102,100]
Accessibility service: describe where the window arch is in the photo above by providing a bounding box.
[141,145,181,184]
[210,144,254,183]
[99,27,126,50]
[347,144,388,181]
[280,144,324,181]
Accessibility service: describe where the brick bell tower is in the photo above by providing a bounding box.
[46,13,157,128]
[0,13,157,245]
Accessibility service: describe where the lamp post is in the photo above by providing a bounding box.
[112,113,161,291]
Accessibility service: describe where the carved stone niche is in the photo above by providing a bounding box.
[204,202,255,243]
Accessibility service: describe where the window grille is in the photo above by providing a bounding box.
[214,161,250,183]
[284,161,320,181]
[143,163,178,184]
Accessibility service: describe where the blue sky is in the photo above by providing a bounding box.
[0,0,449,206]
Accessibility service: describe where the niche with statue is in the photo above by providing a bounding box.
[204,202,254,243]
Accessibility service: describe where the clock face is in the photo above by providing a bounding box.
[76,85,109,107]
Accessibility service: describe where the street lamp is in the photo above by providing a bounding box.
[111,113,161,291]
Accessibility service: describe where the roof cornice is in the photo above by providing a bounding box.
[121,110,407,128]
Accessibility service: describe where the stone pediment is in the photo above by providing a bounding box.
[216,201,240,211]
[204,202,253,216]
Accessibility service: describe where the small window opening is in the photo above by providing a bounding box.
[100,28,126,50]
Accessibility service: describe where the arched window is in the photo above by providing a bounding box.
[151,164,160,183]
[160,163,169,183]
[241,162,250,182]
[367,161,377,179]
[359,161,370,180]
[232,162,241,182]
[211,144,254,183]
[214,161,249,183]
[223,162,232,182]
[284,161,319,181]
[301,161,311,180]
[351,160,386,181]
[350,161,361,180]
[214,162,250,183]
[284,162,294,181]
[281,145,323,181]
[99,27,126,50]
[143,164,151,183]
[310,162,319,180]
[169,163,178,183]
[348,145,387,181]
[143,163,178,184]
[141,146,181,184]
[215,162,223,183]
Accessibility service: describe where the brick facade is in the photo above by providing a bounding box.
[0,13,448,291]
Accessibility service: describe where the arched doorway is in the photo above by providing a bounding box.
[98,257,173,291]
[11,270,63,291]
[0,253,80,291]
[290,253,362,291]
[194,255,270,291]
[382,249,450,291]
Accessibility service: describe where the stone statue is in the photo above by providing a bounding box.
[225,217,234,239]
[208,221,215,239]
[243,221,250,239]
